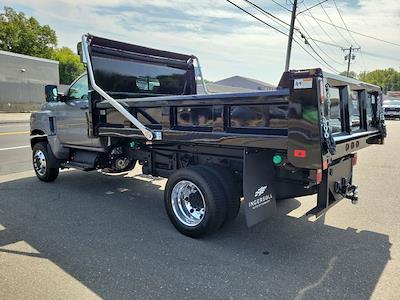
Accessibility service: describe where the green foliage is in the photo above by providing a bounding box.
[359,68,400,92]
[51,47,85,85]
[0,6,57,58]
[339,71,357,79]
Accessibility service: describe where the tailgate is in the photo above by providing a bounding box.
[285,69,385,170]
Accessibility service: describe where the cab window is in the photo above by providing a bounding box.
[68,75,88,100]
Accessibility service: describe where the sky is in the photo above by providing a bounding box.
[1,0,399,85]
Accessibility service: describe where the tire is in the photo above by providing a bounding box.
[197,165,241,225]
[102,159,137,174]
[32,142,59,182]
[164,166,227,238]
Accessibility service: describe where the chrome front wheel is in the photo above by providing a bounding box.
[32,142,59,182]
[33,149,47,176]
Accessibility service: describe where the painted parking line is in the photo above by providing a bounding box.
[0,145,30,152]
[0,131,30,136]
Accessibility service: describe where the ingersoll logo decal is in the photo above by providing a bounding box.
[249,185,273,210]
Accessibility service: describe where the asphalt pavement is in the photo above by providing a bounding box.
[0,118,399,299]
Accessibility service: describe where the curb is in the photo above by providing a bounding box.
[0,120,30,124]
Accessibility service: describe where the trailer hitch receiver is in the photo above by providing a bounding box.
[334,178,358,204]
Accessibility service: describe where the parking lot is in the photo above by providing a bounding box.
[0,117,399,299]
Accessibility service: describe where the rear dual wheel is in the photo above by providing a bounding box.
[164,165,241,238]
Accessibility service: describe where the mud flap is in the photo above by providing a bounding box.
[243,150,276,227]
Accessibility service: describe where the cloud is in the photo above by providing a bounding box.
[1,0,399,83]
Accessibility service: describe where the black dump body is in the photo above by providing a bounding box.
[86,34,385,170]
[83,34,386,224]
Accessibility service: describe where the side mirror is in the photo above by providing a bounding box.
[77,42,87,64]
[45,85,59,102]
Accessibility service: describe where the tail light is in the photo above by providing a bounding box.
[294,149,307,158]
[316,169,323,185]
[352,153,358,166]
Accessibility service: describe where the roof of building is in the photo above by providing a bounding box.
[215,75,276,89]
[197,83,253,94]
[0,50,59,64]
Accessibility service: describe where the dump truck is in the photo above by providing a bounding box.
[30,35,386,237]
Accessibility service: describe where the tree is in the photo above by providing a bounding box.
[0,6,57,58]
[51,47,85,84]
[359,68,400,92]
[339,71,357,78]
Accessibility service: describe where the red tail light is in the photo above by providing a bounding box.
[294,149,307,158]
[352,153,358,166]
[316,169,323,184]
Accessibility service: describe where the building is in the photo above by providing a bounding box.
[0,50,59,112]
[197,82,253,94]
[385,91,400,99]
[214,75,276,91]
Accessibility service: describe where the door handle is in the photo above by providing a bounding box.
[80,106,88,110]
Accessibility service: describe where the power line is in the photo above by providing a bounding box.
[307,37,343,49]
[297,0,328,15]
[293,31,340,73]
[272,0,400,48]
[302,11,400,47]
[271,0,291,11]
[304,3,351,45]
[362,50,400,62]
[226,0,340,73]
[319,3,352,46]
[273,1,347,50]
[332,0,359,47]
[296,19,345,66]
[226,0,289,36]
[330,0,367,71]
[291,2,347,67]
[243,0,290,27]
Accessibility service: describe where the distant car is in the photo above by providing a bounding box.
[383,99,400,119]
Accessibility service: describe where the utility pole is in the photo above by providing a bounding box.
[284,0,297,72]
[342,46,360,77]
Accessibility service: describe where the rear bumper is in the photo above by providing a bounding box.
[307,155,357,217]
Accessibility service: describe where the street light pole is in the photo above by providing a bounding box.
[284,0,298,72]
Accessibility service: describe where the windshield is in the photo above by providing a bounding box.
[383,100,400,106]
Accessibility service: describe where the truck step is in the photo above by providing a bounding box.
[61,161,95,171]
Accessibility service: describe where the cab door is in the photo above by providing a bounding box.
[55,74,93,147]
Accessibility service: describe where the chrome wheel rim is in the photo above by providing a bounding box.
[33,150,47,176]
[171,180,206,227]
